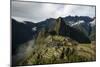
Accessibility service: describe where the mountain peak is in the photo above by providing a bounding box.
[47,17,91,43]
[51,17,67,36]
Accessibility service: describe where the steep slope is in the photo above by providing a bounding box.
[48,17,91,43]
[37,16,95,40]
[12,19,36,55]
[71,20,91,37]
[89,19,96,41]
[72,18,96,41]
[36,18,56,32]
[15,35,95,65]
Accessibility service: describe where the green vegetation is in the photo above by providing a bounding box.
[16,34,95,65]
[12,17,96,66]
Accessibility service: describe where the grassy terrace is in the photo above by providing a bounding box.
[15,35,96,65]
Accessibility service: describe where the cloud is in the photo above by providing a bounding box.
[12,1,95,23]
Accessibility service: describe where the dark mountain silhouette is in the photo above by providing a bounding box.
[12,16,95,45]
[72,18,96,41]
[72,21,92,37]
[36,18,56,32]
[36,16,95,42]
[24,21,36,28]
[12,16,95,54]
[12,19,36,54]
[90,24,96,41]
[30,16,94,35]
[48,17,91,43]
[63,16,94,23]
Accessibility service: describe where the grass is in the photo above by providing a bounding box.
[15,35,96,65]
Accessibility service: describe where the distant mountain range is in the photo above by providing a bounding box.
[12,16,96,65]
[12,16,96,46]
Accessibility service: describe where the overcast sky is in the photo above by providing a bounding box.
[11,1,95,23]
